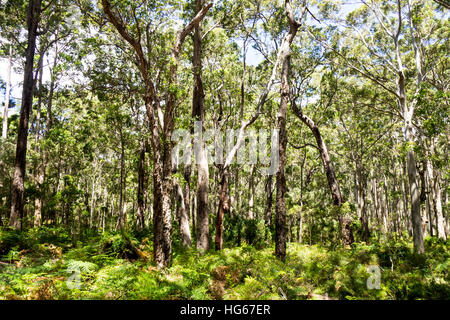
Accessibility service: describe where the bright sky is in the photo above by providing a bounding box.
[240,1,362,66]
[0,50,24,114]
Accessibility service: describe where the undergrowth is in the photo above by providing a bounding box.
[0,226,448,300]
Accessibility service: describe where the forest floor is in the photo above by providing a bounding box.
[0,226,448,300]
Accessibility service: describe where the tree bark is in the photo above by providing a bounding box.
[175,177,192,246]
[215,166,230,250]
[291,105,353,245]
[275,0,304,260]
[275,43,291,261]
[264,174,273,230]
[102,0,211,267]
[428,140,447,240]
[2,45,12,140]
[356,160,369,242]
[192,0,209,252]
[399,67,423,253]
[405,0,424,253]
[248,164,256,219]
[10,0,42,230]
[118,127,126,230]
[137,139,147,230]
[33,56,44,227]
[46,40,58,134]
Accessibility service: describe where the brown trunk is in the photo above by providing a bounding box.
[291,104,353,245]
[145,88,174,267]
[274,0,309,260]
[103,0,211,266]
[215,166,230,250]
[118,128,126,230]
[407,149,424,253]
[10,0,42,230]
[137,139,147,230]
[212,3,287,251]
[89,174,97,228]
[265,174,273,229]
[356,160,369,242]
[275,21,297,261]
[419,161,429,237]
[291,109,342,205]
[183,164,191,235]
[234,167,240,216]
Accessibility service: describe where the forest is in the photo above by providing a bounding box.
[0,0,448,301]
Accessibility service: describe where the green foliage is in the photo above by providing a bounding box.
[243,219,267,249]
[1,229,448,300]
[0,0,448,302]
[0,228,35,256]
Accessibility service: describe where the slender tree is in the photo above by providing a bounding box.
[10,0,42,230]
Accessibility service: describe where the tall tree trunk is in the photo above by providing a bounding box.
[264,175,273,243]
[174,177,192,246]
[399,71,423,253]
[182,164,191,235]
[155,3,213,266]
[428,140,447,240]
[248,164,256,219]
[212,9,285,251]
[149,109,172,267]
[234,167,240,216]
[103,0,212,266]
[382,175,390,234]
[2,44,12,140]
[275,13,299,261]
[137,139,147,230]
[46,40,58,134]
[195,134,209,251]
[172,159,191,247]
[400,159,412,236]
[393,161,403,238]
[118,128,126,230]
[419,161,429,237]
[291,105,353,245]
[356,160,369,242]
[89,174,97,229]
[215,166,230,250]
[35,41,58,227]
[33,56,44,227]
[264,174,273,230]
[407,148,423,253]
[192,0,209,252]
[10,0,42,230]
[269,0,308,260]
[405,0,424,253]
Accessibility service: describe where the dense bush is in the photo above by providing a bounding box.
[0,226,448,300]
